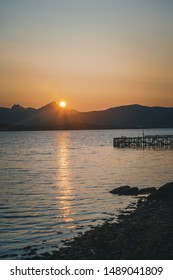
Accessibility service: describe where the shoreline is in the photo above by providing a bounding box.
[31,182,173,260]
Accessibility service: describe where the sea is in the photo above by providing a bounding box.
[0,128,173,259]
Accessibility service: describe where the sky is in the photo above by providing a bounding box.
[0,0,173,111]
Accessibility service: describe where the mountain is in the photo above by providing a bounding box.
[0,104,36,125]
[73,104,173,128]
[0,102,79,129]
[0,103,173,130]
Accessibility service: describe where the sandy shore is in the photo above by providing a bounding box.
[32,182,173,260]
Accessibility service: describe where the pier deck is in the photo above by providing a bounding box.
[113,135,173,148]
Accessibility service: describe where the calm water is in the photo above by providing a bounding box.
[0,129,173,259]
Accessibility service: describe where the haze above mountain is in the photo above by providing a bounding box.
[0,102,173,130]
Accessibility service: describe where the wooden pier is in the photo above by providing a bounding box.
[113,135,173,148]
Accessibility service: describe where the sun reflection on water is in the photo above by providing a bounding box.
[56,133,75,223]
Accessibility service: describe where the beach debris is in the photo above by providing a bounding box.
[90,249,96,255]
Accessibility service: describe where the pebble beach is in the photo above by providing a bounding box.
[31,182,173,260]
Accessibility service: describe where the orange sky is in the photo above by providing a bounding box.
[0,1,173,111]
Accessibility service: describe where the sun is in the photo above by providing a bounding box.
[59,101,67,108]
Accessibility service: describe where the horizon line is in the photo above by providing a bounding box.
[1,102,173,112]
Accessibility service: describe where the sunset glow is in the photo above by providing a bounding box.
[59,101,67,108]
[0,1,173,110]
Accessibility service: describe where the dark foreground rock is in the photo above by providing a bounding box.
[110,185,138,195]
[110,185,156,195]
[138,187,156,194]
[148,182,173,200]
[31,182,173,260]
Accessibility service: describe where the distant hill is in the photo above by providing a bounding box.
[0,102,173,130]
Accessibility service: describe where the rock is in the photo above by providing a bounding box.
[110,186,157,196]
[148,182,173,200]
[110,185,139,195]
[138,187,156,195]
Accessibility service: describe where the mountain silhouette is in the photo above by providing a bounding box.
[0,102,173,130]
